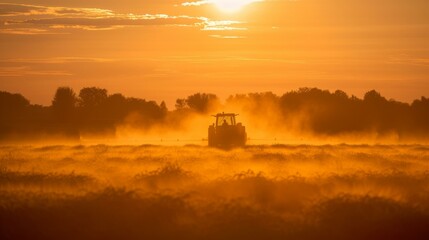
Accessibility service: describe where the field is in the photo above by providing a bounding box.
[1,144,429,239]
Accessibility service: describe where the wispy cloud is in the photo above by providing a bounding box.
[182,0,212,6]
[48,24,123,31]
[21,16,203,26]
[209,34,246,39]
[388,56,429,67]
[0,3,113,17]
[0,66,72,77]
[0,57,117,64]
[0,27,51,35]
[0,3,243,34]
[181,0,263,7]
[201,20,246,31]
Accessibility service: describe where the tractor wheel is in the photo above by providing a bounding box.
[208,126,216,147]
[240,127,247,146]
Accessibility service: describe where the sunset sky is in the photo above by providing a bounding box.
[1,0,429,106]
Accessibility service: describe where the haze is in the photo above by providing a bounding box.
[2,2,429,239]
[1,0,429,106]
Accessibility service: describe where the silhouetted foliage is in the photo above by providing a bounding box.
[0,87,169,141]
[52,87,77,117]
[228,88,428,138]
[186,93,219,113]
[411,97,429,134]
[175,98,187,110]
[78,87,108,108]
[175,93,219,113]
[105,93,127,123]
[51,87,79,138]
[0,91,31,139]
[0,91,29,111]
[160,101,168,115]
[0,87,429,141]
[227,92,280,114]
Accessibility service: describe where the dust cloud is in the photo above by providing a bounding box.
[2,88,429,239]
[111,89,429,146]
[2,87,429,145]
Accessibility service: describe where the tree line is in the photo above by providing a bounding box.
[0,87,428,141]
[227,89,429,138]
[0,87,168,140]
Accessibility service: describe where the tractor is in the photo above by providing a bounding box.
[208,112,247,147]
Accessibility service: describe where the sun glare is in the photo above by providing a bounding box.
[212,0,260,13]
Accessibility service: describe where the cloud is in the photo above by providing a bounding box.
[182,0,211,6]
[22,16,203,27]
[0,57,117,64]
[0,27,51,35]
[0,3,113,17]
[0,3,243,34]
[48,24,123,31]
[388,57,429,67]
[181,0,263,7]
[201,20,246,31]
[209,34,246,39]
[0,66,72,77]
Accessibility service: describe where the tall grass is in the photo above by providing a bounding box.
[1,144,429,239]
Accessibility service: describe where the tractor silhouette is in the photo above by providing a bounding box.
[208,113,247,147]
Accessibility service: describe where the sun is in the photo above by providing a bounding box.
[212,0,260,13]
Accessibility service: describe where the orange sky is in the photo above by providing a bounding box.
[1,0,429,106]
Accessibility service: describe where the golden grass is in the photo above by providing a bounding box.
[1,144,429,239]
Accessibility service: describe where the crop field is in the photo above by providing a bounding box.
[1,144,429,239]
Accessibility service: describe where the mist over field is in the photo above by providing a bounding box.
[2,87,429,145]
[2,88,429,239]
[2,0,429,238]
[1,144,429,239]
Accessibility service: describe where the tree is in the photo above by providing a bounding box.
[186,93,219,113]
[364,90,386,103]
[0,91,29,114]
[78,87,108,108]
[103,93,127,125]
[0,92,30,136]
[334,90,348,99]
[51,87,79,138]
[52,87,77,121]
[160,101,168,114]
[175,99,187,110]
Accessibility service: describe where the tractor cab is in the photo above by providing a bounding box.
[208,112,247,147]
[215,113,237,127]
